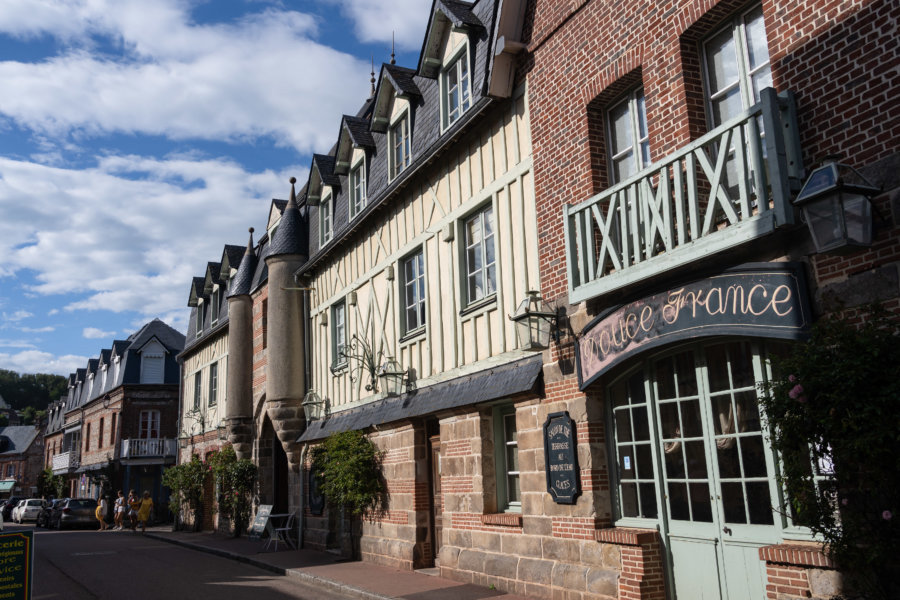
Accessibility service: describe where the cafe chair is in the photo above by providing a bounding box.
[265,512,297,552]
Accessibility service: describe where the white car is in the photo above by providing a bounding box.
[13,499,45,523]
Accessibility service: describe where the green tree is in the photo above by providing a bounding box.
[162,456,208,531]
[37,467,65,499]
[761,306,900,599]
[207,445,257,536]
[310,430,385,518]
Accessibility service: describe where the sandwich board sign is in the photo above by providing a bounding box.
[0,530,33,600]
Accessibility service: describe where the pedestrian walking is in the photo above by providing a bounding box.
[128,490,140,531]
[114,490,125,530]
[96,496,108,531]
[137,491,153,534]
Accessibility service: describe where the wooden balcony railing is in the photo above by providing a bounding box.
[565,88,803,304]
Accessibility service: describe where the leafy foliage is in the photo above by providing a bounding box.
[207,445,257,535]
[760,307,900,599]
[162,455,208,518]
[37,467,65,499]
[0,370,67,411]
[310,430,385,518]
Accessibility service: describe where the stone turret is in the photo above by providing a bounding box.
[264,178,308,471]
[225,228,257,460]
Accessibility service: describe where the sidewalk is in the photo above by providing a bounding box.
[144,526,528,600]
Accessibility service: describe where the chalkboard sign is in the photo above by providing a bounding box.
[248,504,273,539]
[543,411,580,504]
[0,530,33,600]
[308,469,325,516]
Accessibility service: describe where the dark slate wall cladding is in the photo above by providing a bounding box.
[305,0,495,266]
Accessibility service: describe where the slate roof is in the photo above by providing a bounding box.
[440,0,482,28]
[384,64,421,97]
[0,426,40,455]
[221,244,245,272]
[205,262,222,287]
[268,182,309,258]
[227,230,259,298]
[128,318,186,353]
[298,355,543,443]
[342,115,375,148]
[312,154,341,187]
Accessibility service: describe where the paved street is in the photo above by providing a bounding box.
[18,523,354,600]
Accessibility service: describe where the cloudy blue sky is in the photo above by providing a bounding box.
[0,0,428,376]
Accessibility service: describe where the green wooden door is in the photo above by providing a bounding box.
[611,340,780,599]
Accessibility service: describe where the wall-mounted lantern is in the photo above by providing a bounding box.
[378,358,407,398]
[509,291,559,349]
[302,390,326,422]
[794,158,880,254]
[217,424,228,440]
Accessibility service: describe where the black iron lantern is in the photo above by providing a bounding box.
[509,291,558,349]
[302,390,325,422]
[378,358,406,398]
[217,424,228,440]
[794,159,879,253]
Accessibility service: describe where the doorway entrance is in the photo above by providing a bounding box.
[428,432,442,565]
[609,340,781,599]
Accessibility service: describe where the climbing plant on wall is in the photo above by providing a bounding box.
[761,305,900,599]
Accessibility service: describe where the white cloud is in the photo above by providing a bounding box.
[83,327,115,339]
[20,326,54,333]
[0,0,373,154]
[323,0,432,50]
[0,350,89,376]
[0,155,308,319]
[0,339,36,349]
[2,310,33,322]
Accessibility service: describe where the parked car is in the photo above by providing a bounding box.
[51,498,98,530]
[1,498,23,521]
[37,499,66,528]
[12,499,46,523]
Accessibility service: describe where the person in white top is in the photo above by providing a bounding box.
[96,496,109,531]
[114,490,125,530]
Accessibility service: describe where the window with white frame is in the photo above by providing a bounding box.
[442,49,471,128]
[493,405,521,512]
[331,301,346,369]
[390,112,411,179]
[402,249,426,335]
[211,287,220,324]
[349,160,367,219]
[193,371,202,410]
[140,410,160,439]
[196,300,204,335]
[320,192,333,247]
[463,205,496,305]
[607,88,650,183]
[703,4,771,127]
[208,361,218,407]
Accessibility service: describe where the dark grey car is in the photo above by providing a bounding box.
[51,498,98,530]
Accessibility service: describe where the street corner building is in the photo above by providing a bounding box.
[172,0,900,599]
[44,319,185,512]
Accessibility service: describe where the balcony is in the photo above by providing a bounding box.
[120,438,177,460]
[51,451,79,474]
[564,88,803,304]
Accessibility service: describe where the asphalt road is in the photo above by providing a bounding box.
[11,523,354,600]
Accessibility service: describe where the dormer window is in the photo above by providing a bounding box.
[442,48,471,128]
[320,191,333,247]
[211,286,220,325]
[196,299,204,336]
[390,112,411,179]
[350,159,367,219]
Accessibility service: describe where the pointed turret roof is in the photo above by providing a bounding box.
[267,178,308,259]
[227,228,258,298]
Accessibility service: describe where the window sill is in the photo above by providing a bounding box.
[480,513,522,528]
[399,327,426,345]
[459,294,497,318]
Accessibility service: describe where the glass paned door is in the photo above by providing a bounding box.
[611,340,781,600]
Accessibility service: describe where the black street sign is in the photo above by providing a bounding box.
[543,411,580,504]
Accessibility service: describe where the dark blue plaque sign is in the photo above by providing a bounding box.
[543,411,580,504]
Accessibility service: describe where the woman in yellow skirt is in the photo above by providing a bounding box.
[95,496,108,531]
[137,491,153,534]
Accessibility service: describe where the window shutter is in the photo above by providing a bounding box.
[141,355,164,384]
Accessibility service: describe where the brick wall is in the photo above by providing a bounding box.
[251,287,268,402]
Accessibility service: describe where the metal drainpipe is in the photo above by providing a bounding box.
[298,443,308,547]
